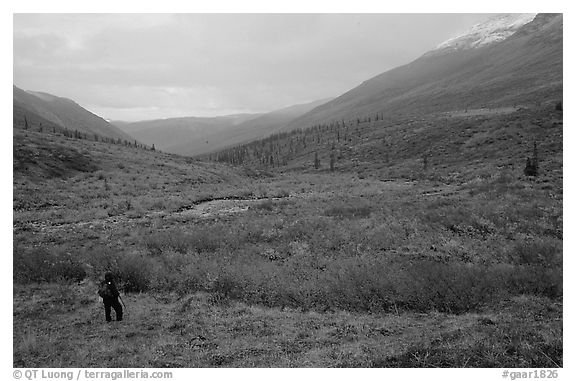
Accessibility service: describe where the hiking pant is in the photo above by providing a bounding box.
[103,297,123,322]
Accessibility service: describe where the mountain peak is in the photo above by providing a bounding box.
[426,13,537,56]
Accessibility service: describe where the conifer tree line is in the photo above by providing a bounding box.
[17,115,154,151]
[203,111,395,169]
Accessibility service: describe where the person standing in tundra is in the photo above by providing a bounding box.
[98,272,123,322]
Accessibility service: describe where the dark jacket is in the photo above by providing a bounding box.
[99,272,120,300]
[101,280,120,299]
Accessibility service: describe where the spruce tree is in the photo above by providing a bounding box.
[524,142,539,177]
[556,101,563,111]
[329,151,335,172]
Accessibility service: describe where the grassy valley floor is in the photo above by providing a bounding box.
[14,284,562,368]
[13,112,562,367]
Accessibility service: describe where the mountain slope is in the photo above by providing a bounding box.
[118,98,331,156]
[282,13,562,131]
[13,86,133,141]
[116,114,262,155]
[175,98,332,156]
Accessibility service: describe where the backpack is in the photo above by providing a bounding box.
[98,281,114,299]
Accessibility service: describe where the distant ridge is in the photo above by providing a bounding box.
[118,98,332,156]
[176,98,333,156]
[115,114,262,155]
[13,85,134,141]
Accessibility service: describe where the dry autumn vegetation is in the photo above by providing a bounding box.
[13,102,562,367]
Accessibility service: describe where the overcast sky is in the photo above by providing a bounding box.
[13,13,492,121]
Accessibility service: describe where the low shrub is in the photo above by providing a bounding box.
[367,222,406,250]
[116,252,154,292]
[509,238,562,268]
[325,205,372,219]
[143,228,222,256]
[164,253,562,314]
[13,246,86,283]
[274,189,290,198]
[250,199,274,211]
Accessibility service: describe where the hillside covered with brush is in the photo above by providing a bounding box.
[14,85,134,142]
[281,13,562,131]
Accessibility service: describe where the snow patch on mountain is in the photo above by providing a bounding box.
[427,13,537,56]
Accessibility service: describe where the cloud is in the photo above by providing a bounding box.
[13,13,491,121]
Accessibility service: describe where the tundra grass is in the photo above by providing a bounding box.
[13,111,562,367]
